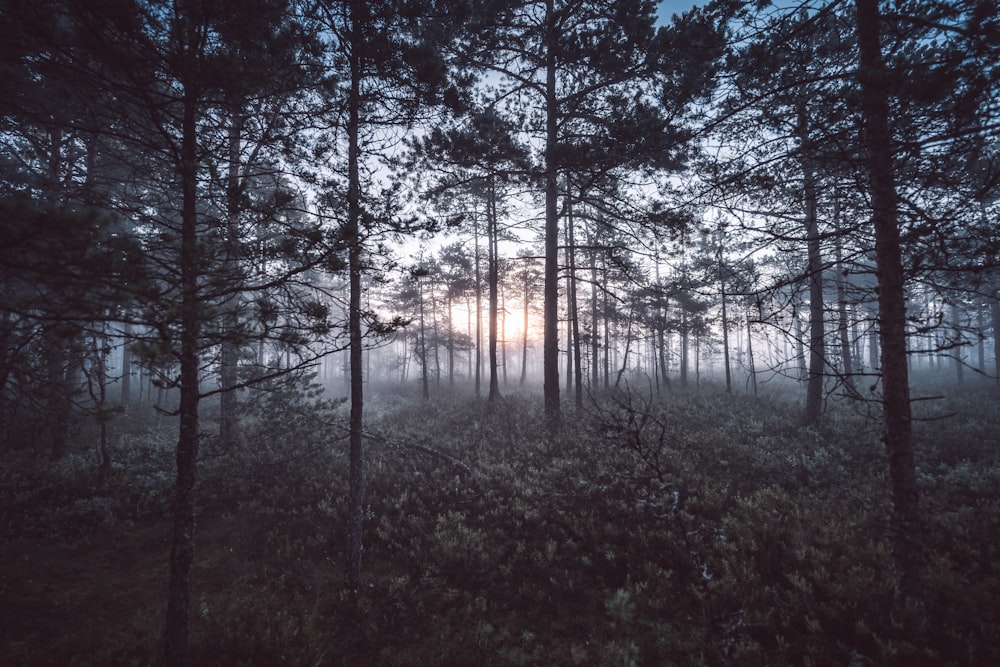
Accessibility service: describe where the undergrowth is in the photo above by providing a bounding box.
[1,382,999,665]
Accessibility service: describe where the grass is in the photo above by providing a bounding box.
[1,378,999,665]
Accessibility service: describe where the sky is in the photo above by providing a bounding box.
[657,0,703,23]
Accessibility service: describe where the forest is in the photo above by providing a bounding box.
[1,0,999,664]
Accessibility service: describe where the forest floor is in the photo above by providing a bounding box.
[2,376,999,665]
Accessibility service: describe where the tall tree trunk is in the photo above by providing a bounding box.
[488,177,501,403]
[501,283,508,386]
[991,295,1000,386]
[976,299,986,374]
[467,294,474,381]
[542,0,560,429]
[591,240,600,390]
[567,197,583,408]
[474,212,482,397]
[447,292,455,387]
[219,106,242,449]
[345,13,365,594]
[952,300,964,385]
[834,199,857,394]
[520,272,529,386]
[419,278,429,400]
[747,311,757,397]
[794,298,807,380]
[680,309,689,388]
[719,243,732,394]
[164,75,202,667]
[431,283,441,388]
[856,0,924,615]
[804,162,825,421]
[120,323,132,407]
[868,304,880,371]
[603,259,610,389]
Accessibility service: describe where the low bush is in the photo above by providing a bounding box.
[2,383,999,665]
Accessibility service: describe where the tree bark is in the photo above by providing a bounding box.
[719,240,732,394]
[804,161,825,421]
[567,197,583,408]
[834,199,857,394]
[219,105,242,449]
[488,176,501,403]
[163,72,201,667]
[951,300,964,384]
[543,0,560,430]
[345,9,365,594]
[856,0,924,615]
[991,295,1000,386]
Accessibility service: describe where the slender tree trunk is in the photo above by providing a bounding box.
[977,299,986,374]
[952,300,964,385]
[869,305,880,371]
[591,240,600,390]
[747,311,757,397]
[603,258,610,389]
[164,76,202,667]
[719,246,732,394]
[794,298,807,380]
[542,0,560,428]
[520,272,529,386]
[615,310,634,388]
[345,14,365,594]
[834,199,857,394]
[92,334,111,490]
[431,283,441,388]
[501,283,508,386]
[220,106,242,449]
[447,292,455,387]
[467,294,474,381]
[680,309,689,388]
[488,177,501,403]
[474,212,482,398]
[419,279,429,400]
[856,0,924,614]
[804,162,825,421]
[120,323,132,407]
[991,295,1000,386]
[564,208,572,395]
[567,198,583,408]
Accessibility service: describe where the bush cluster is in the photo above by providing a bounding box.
[2,384,998,665]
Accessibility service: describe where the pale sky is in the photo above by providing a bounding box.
[657,0,703,23]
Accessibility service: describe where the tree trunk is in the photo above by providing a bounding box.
[747,311,757,397]
[120,323,132,407]
[991,296,1000,386]
[542,0,560,429]
[680,309,689,388]
[804,162,825,421]
[219,106,242,449]
[345,13,365,594]
[977,299,986,374]
[591,240,600,390]
[794,298,807,380]
[520,271,529,386]
[856,0,925,615]
[488,176,501,403]
[475,212,482,398]
[163,77,202,667]
[418,278,429,400]
[952,300,964,385]
[834,199,857,394]
[447,292,455,387]
[719,243,732,394]
[567,198,583,408]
